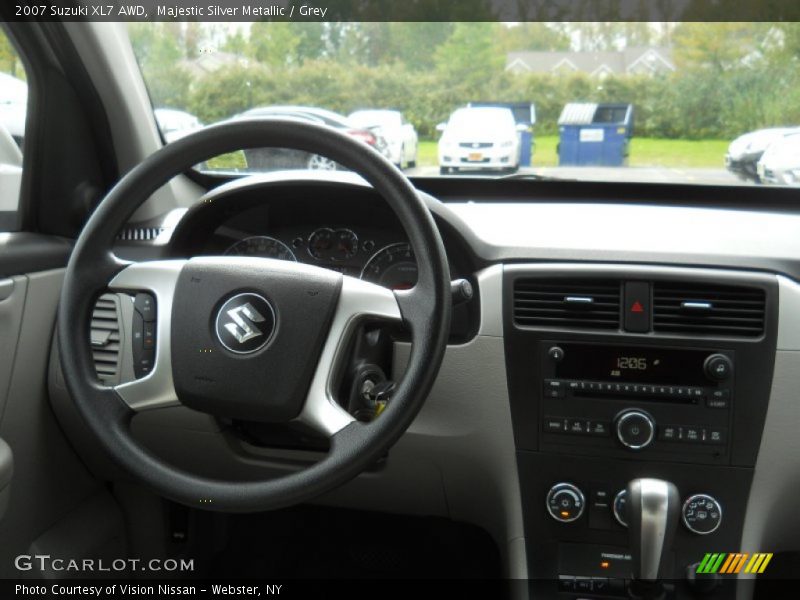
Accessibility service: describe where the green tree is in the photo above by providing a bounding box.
[434,23,504,87]
[672,23,769,71]
[0,31,23,78]
[249,22,301,67]
[495,23,571,53]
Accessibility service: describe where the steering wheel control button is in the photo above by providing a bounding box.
[132,309,155,380]
[613,490,628,527]
[547,483,585,523]
[704,354,733,381]
[548,346,565,362]
[134,292,156,322]
[615,409,655,450]
[683,494,722,535]
[624,281,651,333]
[214,293,276,354]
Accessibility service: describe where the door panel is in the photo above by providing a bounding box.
[0,266,126,577]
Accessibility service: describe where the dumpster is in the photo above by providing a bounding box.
[468,101,536,166]
[557,103,633,166]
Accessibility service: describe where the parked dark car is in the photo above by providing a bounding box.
[237,106,388,171]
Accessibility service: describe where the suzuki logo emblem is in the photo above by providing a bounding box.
[224,302,266,344]
[215,293,276,354]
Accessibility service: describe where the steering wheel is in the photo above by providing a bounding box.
[57,119,451,512]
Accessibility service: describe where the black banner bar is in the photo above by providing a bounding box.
[4,0,800,23]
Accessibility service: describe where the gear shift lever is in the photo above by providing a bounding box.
[626,478,680,599]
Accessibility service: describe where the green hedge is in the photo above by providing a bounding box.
[145,60,800,141]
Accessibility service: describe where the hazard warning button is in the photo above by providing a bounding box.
[624,281,651,333]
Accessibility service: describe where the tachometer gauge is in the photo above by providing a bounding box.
[308,227,359,261]
[224,236,297,261]
[360,243,418,290]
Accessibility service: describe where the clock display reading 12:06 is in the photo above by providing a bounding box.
[617,356,648,370]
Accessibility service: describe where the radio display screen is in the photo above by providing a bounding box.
[553,344,710,386]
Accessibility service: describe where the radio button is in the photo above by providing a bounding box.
[568,419,587,434]
[615,409,656,450]
[588,421,610,436]
[544,387,565,399]
[548,346,565,362]
[659,425,679,441]
[685,427,702,443]
[545,417,566,433]
[705,428,726,445]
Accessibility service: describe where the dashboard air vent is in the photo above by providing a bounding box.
[117,226,163,241]
[90,294,122,384]
[653,282,766,337]
[513,278,621,330]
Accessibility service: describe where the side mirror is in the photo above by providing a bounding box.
[436,123,447,133]
[516,123,529,133]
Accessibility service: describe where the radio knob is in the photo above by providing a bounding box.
[615,409,655,450]
[546,483,585,523]
[704,354,733,381]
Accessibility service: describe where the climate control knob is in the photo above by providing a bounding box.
[546,483,585,523]
[615,409,656,450]
[683,493,722,535]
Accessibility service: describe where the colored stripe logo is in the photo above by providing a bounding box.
[696,553,773,574]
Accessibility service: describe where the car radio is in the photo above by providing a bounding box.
[539,342,733,462]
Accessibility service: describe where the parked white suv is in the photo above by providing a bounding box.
[437,107,522,174]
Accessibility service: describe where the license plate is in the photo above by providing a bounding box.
[468,152,483,161]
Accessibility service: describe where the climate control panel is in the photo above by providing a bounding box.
[547,483,723,536]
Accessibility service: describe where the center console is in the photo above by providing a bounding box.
[502,265,778,598]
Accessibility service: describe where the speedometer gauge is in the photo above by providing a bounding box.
[360,243,418,290]
[224,236,297,261]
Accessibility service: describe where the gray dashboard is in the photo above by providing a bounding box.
[48,173,800,589]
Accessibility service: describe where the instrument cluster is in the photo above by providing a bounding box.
[222,227,418,290]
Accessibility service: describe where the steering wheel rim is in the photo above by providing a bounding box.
[57,118,451,512]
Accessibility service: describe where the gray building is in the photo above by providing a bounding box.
[506,47,675,77]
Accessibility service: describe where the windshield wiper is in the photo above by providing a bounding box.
[496,171,574,182]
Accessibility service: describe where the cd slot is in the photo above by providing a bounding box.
[571,389,698,405]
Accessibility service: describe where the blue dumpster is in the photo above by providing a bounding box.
[558,103,633,166]
[468,101,536,166]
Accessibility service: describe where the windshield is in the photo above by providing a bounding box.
[130,21,800,187]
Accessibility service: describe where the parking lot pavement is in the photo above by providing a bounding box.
[405,165,754,186]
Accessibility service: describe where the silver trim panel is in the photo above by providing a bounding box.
[109,260,185,411]
[297,275,402,437]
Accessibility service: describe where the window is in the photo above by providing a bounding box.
[0,27,26,229]
[130,22,800,187]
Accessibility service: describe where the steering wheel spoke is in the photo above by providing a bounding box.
[298,276,402,437]
[107,260,185,411]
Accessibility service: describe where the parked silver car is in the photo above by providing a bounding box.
[348,109,418,169]
[757,132,800,186]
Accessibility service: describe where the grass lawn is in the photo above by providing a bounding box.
[417,137,728,169]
